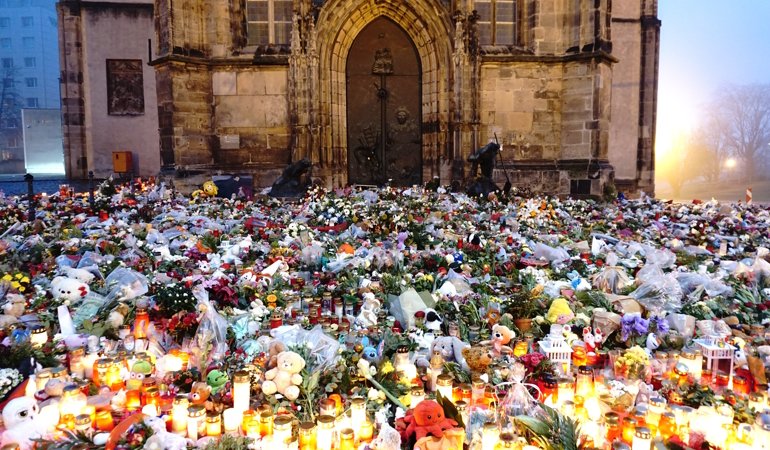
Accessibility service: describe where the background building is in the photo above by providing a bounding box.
[59,0,659,196]
[0,0,61,174]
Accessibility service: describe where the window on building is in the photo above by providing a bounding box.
[1,58,12,68]
[26,97,38,108]
[22,37,34,48]
[21,16,33,27]
[0,38,10,49]
[475,0,517,46]
[3,78,13,88]
[0,17,9,28]
[25,77,36,87]
[246,0,292,46]
[24,57,35,67]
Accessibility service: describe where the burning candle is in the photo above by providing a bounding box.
[350,397,366,439]
[105,363,123,391]
[172,395,189,435]
[141,404,159,417]
[259,410,274,437]
[273,416,293,445]
[95,410,114,431]
[575,366,594,398]
[480,422,499,450]
[126,390,142,411]
[298,421,316,450]
[223,408,242,435]
[30,325,48,347]
[557,377,575,407]
[206,413,222,437]
[35,369,52,391]
[359,420,374,443]
[436,374,454,402]
[319,398,336,417]
[632,426,651,450]
[316,415,334,450]
[187,405,206,440]
[134,307,149,339]
[339,428,355,450]
[59,384,87,418]
[74,414,91,433]
[232,371,251,414]
[410,386,425,407]
[69,348,85,379]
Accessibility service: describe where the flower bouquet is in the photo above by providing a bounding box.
[613,346,651,381]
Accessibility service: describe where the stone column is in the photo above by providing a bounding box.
[637,0,659,195]
[57,0,88,179]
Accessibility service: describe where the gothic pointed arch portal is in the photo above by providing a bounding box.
[346,17,421,186]
[310,0,456,187]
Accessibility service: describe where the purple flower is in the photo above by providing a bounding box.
[633,317,650,335]
[650,316,669,334]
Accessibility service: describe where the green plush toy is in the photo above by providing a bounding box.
[206,369,228,395]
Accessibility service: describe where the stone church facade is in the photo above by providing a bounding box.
[58,0,659,196]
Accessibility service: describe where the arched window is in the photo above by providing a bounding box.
[475,0,517,46]
[246,0,292,46]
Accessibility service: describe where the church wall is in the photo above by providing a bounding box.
[211,67,291,183]
[609,18,642,182]
[77,2,159,178]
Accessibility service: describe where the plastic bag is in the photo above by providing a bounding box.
[271,325,341,371]
[532,242,570,263]
[630,272,682,314]
[104,268,149,302]
[498,363,543,435]
[643,246,676,268]
[591,266,632,294]
[192,286,229,367]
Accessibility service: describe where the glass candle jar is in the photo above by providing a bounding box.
[359,420,374,443]
[93,358,112,387]
[95,410,114,432]
[621,417,638,444]
[339,428,355,450]
[242,409,258,437]
[35,369,51,392]
[273,415,293,445]
[316,415,334,450]
[134,307,149,340]
[632,426,651,450]
[206,413,222,437]
[298,421,316,450]
[259,410,274,437]
[30,325,48,347]
[604,412,621,445]
[319,398,337,417]
[350,397,366,439]
[59,384,87,418]
[436,374,454,401]
[575,366,594,398]
[105,363,124,391]
[658,412,677,440]
[557,377,575,407]
[187,405,205,440]
[472,379,486,405]
[171,395,189,435]
[74,414,91,433]
[232,370,251,414]
[126,389,142,411]
[68,347,85,379]
[411,386,425,407]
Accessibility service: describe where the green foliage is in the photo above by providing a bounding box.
[201,435,253,450]
[436,390,465,429]
[515,404,584,450]
[153,282,197,315]
[574,290,614,312]
[0,341,63,370]
[34,430,103,450]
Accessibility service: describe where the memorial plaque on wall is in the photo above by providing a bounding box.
[107,59,145,116]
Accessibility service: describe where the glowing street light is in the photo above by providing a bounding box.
[725,158,737,169]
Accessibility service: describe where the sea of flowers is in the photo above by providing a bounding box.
[0,178,768,450]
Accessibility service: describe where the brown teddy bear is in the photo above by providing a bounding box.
[461,346,494,375]
[261,351,305,401]
[480,324,515,357]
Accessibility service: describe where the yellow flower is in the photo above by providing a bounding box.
[20,277,29,283]
[2,274,12,282]
[380,361,395,375]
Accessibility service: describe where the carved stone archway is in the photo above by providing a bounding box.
[306,0,456,187]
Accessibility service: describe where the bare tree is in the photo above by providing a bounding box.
[710,84,770,182]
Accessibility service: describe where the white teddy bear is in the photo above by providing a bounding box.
[50,276,90,304]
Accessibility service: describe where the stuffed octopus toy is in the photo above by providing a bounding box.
[397,400,459,442]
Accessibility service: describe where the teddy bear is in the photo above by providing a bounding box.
[261,350,305,401]
[428,336,469,372]
[0,293,26,329]
[461,346,494,376]
[480,324,515,357]
[189,381,212,406]
[356,292,380,328]
[50,276,89,304]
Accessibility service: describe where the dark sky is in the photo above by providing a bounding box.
[656,0,770,155]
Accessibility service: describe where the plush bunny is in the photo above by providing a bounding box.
[430,336,469,371]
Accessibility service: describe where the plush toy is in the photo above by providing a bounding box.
[356,292,381,328]
[461,346,494,375]
[0,294,26,328]
[583,326,597,354]
[189,381,212,405]
[131,359,153,380]
[265,340,288,369]
[645,333,660,355]
[261,350,305,401]
[423,309,442,332]
[481,324,515,356]
[430,336,469,371]
[60,266,96,284]
[546,297,574,324]
[50,276,89,304]
[206,369,228,395]
[192,181,218,198]
[397,400,459,442]
[0,397,57,450]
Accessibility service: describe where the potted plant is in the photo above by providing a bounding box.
[504,283,543,332]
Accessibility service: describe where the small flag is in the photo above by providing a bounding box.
[746,187,753,204]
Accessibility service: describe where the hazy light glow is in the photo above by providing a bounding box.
[725,158,737,169]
